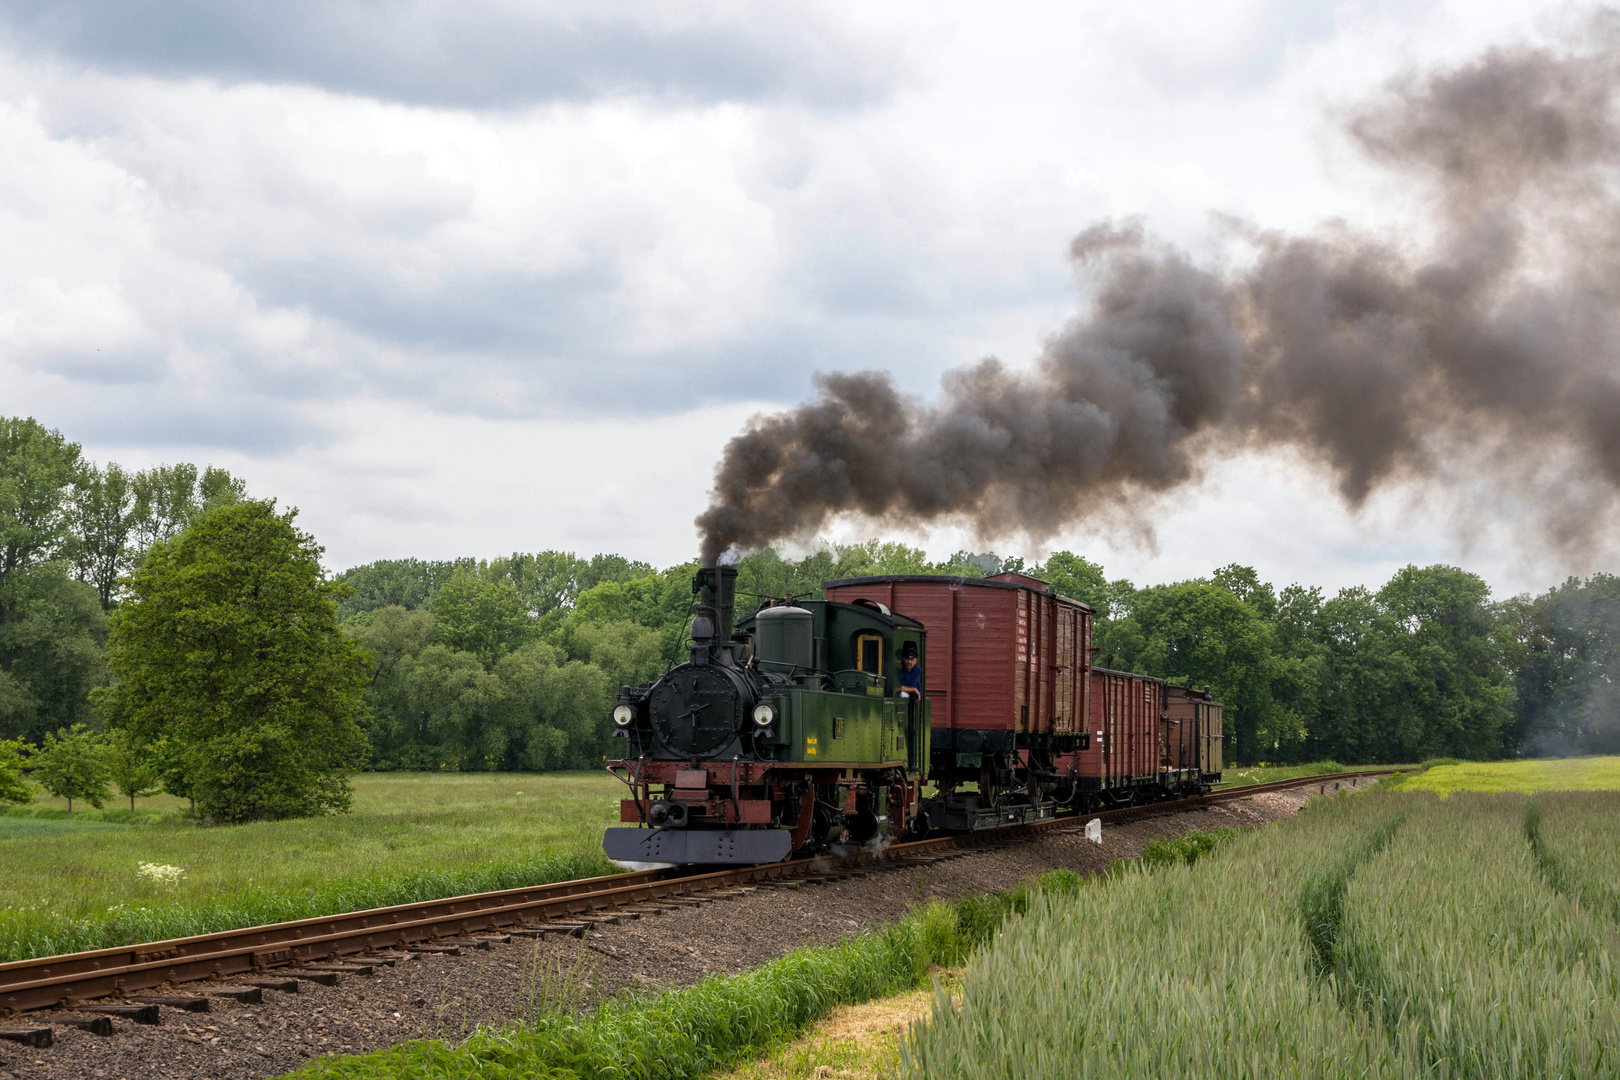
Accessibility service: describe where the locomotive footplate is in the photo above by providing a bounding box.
[922,796,1057,832]
[604,826,793,865]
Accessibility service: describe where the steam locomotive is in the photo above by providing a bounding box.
[603,561,1223,865]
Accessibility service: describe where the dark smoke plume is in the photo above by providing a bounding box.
[698,27,1620,563]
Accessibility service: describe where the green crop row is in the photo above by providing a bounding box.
[1527,790,1620,926]
[1333,794,1620,1079]
[905,790,1620,1080]
[266,825,1323,1080]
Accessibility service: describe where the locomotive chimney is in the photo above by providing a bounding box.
[691,558,739,663]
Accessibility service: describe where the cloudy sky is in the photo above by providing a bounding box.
[1,0,1607,596]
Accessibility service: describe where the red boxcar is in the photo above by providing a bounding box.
[824,572,1092,744]
[1079,668,1162,793]
[825,572,1093,827]
[1061,672,1224,803]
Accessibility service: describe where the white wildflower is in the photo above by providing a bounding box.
[137,862,186,885]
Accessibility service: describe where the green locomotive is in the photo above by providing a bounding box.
[603,563,931,864]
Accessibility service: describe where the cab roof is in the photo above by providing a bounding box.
[739,596,925,631]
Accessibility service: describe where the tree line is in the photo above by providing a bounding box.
[334,542,1618,768]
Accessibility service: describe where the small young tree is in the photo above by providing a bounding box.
[106,501,370,823]
[103,728,160,811]
[33,724,110,812]
[0,737,33,805]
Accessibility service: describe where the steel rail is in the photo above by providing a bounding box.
[0,768,1394,1018]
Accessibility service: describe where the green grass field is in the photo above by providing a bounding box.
[1396,754,1620,796]
[0,771,623,962]
[1222,761,1408,787]
[0,815,135,839]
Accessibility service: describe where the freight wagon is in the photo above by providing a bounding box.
[825,572,1093,828]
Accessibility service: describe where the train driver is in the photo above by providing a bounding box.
[897,644,923,699]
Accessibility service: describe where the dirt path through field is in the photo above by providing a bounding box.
[0,788,1315,1080]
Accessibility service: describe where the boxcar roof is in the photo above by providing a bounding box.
[1092,665,1167,684]
[824,573,1094,612]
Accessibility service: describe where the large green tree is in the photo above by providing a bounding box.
[0,420,97,742]
[570,565,700,665]
[430,569,535,666]
[568,619,665,693]
[106,501,370,822]
[1299,586,1415,762]
[493,643,612,768]
[0,418,82,597]
[1374,565,1512,760]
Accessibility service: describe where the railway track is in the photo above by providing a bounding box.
[0,768,1392,1041]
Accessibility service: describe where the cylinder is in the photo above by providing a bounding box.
[755,605,814,671]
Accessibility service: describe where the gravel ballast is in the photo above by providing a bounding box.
[0,789,1316,1080]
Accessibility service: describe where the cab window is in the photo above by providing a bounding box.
[855,632,884,676]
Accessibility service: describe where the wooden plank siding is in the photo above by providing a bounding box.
[1079,669,1163,786]
[824,573,1092,738]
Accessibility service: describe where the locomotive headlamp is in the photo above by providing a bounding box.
[612,704,635,727]
[752,703,775,726]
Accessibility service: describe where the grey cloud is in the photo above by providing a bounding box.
[56,384,327,453]
[0,0,897,110]
[239,255,626,354]
[34,347,169,385]
[221,219,998,417]
[344,313,947,422]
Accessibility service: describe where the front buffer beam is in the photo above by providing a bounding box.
[604,826,793,865]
